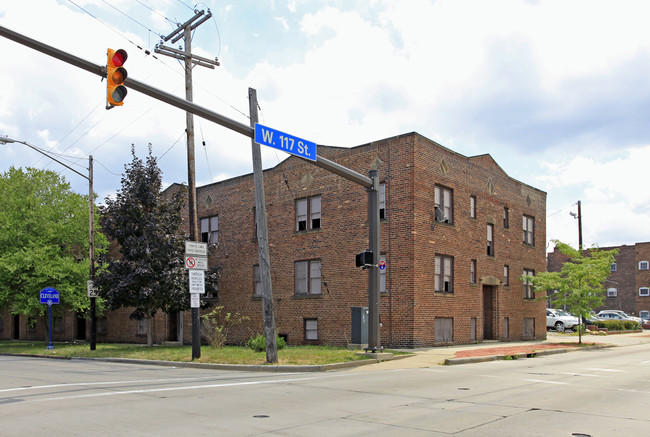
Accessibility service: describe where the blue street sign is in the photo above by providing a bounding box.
[254,123,317,162]
[40,287,60,305]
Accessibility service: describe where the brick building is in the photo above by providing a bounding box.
[171,132,546,348]
[547,242,650,319]
[0,132,547,347]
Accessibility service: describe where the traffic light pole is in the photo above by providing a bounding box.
[0,24,383,352]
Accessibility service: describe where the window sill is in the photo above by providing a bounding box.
[293,228,322,236]
[434,291,455,296]
[292,294,323,299]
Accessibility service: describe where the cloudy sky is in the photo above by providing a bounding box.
[1,0,649,252]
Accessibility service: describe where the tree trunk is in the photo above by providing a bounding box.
[147,314,154,347]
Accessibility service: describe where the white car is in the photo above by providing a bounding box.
[595,310,643,327]
[546,308,579,332]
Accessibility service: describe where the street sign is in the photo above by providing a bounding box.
[254,123,317,162]
[379,260,386,271]
[185,255,208,270]
[190,293,200,308]
[185,241,208,256]
[40,287,60,305]
[87,280,99,297]
[189,270,205,294]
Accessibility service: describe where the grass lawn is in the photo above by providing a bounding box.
[0,341,381,366]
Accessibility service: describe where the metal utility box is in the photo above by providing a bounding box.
[351,306,369,344]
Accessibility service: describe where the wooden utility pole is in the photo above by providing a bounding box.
[248,88,278,363]
[156,10,219,360]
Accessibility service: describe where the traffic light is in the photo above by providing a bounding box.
[106,48,128,108]
[355,250,374,268]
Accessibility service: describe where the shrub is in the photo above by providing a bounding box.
[247,334,286,352]
[593,320,639,331]
[201,306,249,348]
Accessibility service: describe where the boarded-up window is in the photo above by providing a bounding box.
[523,317,535,339]
[470,317,477,342]
[434,317,453,343]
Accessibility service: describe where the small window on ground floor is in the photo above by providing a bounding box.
[304,318,318,342]
[434,317,453,343]
[523,317,535,339]
[640,311,649,320]
[137,318,148,335]
[504,317,510,339]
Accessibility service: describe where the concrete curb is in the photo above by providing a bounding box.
[443,344,614,365]
[1,352,407,373]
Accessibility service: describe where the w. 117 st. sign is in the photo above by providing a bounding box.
[254,123,317,161]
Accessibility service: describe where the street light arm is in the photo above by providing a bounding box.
[1,136,88,180]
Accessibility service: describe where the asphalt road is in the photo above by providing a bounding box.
[2,343,650,436]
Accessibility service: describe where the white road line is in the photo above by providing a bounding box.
[523,379,568,385]
[12,374,353,404]
[0,376,227,394]
[585,368,624,372]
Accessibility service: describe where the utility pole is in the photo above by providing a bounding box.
[89,155,96,350]
[248,88,278,363]
[155,10,219,360]
[571,200,583,251]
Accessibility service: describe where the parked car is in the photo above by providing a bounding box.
[595,310,643,327]
[546,308,579,332]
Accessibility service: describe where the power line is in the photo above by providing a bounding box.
[101,0,165,39]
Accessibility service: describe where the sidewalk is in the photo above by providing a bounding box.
[353,331,650,371]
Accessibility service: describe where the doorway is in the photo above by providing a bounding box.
[13,315,20,340]
[483,285,496,340]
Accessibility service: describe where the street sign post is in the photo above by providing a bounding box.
[185,241,208,256]
[87,280,99,297]
[254,123,317,162]
[40,287,59,349]
[185,255,208,270]
[189,270,205,294]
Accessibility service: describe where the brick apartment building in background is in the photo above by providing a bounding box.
[0,132,548,348]
[547,242,650,319]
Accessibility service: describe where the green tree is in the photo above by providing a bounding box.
[96,147,217,346]
[527,240,618,343]
[0,167,106,329]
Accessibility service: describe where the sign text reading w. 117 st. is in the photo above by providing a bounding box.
[254,123,317,162]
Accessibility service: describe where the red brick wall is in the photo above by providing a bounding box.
[193,132,546,347]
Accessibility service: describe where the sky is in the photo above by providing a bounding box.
[1,0,650,252]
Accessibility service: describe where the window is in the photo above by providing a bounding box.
[639,261,649,270]
[607,288,618,297]
[380,255,387,293]
[504,265,510,286]
[523,215,535,245]
[434,185,453,224]
[253,265,262,297]
[435,255,453,293]
[53,317,64,333]
[201,215,219,244]
[503,207,510,228]
[610,263,617,272]
[137,318,148,335]
[504,317,510,339]
[296,196,321,231]
[523,268,535,299]
[295,260,321,295]
[470,195,477,218]
[640,287,650,297]
[379,183,386,219]
[640,311,650,319]
[434,318,453,343]
[304,318,318,341]
[470,259,477,283]
[487,224,494,256]
[97,317,108,335]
